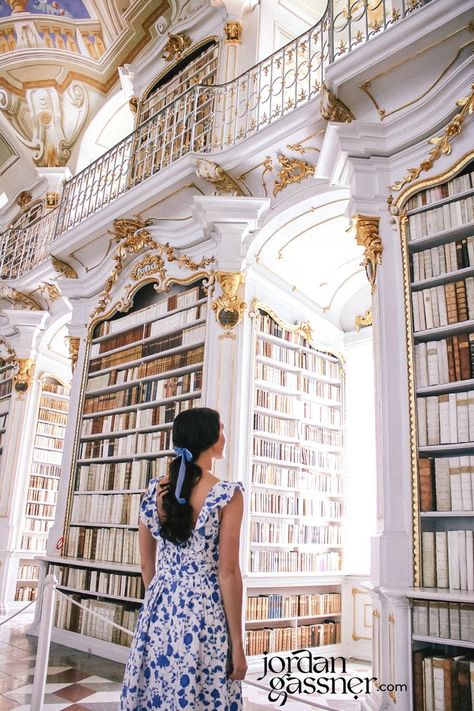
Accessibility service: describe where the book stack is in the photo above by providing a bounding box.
[413,651,474,711]
[51,281,208,647]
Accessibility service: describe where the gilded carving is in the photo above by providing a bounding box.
[264,155,316,197]
[16,190,32,208]
[391,84,474,192]
[45,192,59,208]
[353,215,382,294]
[320,83,355,123]
[14,358,35,393]
[355,309,373,332]
[0,286,42,310]
[129,97,139,114]
[131,254,166,282]
[196,159,245,196]
[39,282,61,301]
[211,272,246,330]
[163,244,215,271]
[224,21,243,44]
[161,33,192,62]
[51,255,78,279]
[66,336,80,371]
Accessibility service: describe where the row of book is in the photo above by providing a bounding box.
[256,339,341,378]
[17,563,40,580]
[300,377,341,403]
[412,599,473,641]
[406,168,473,210]
[415,335,473,386]
[29,476,59,492]
[417,391,474,446]
[255,387,342,426]
[75,458,168,492]
[79,434,136,460]
[413,652,474,711]
[24,517,52,532]
[36,421,66,438]
[254,413,299,438]
[33,449,63,465]
[249,550,342,573]
[251,465,343,496]
[253,437,343,471]
[42,382,70,396]
[94,284,206,338]
[411,237,474,282]
[81,410,137,437]
[54,593,139,647]
[408,195,474,241]
[412,278,474,332]
[250,492,342,518]
[21,533,48,551]
[419,456,474,511]
[25,502,55,518]
[70,494,141,526]
[88,325,205,385]
[35,434,64,450]
[245,620,341,656]
[38,407,67,425]
[32,462,61,479]
[15,586,38,601]
[246,592,341,620]
[83,370,202,415]
[257,313,308,345]
[49,564,144,600]
[136,428,172,452]
[421,530,474,590]
[250,521,342,545]
[65,526,140,564]
[42,396,68,412]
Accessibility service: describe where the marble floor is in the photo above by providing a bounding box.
[0,611,364,711]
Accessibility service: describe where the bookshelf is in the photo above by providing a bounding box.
[400,155,474,709]
[15,376,70,602]
[45,281,207,650]
[0,360,13,467]
[245,307,344,663]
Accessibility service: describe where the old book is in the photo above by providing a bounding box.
[426,396,440,445]
[428,600,440,636]
[458,334,471,381]
[468,392,474,441]
[439,394,450,444]
[455,280,469,321]
[422,531,436,587]
[460,456,473,510]
[453,336,462,381]
[465,276,474,319]
[449,457,463,511]
[435,457,450,511]
[432,657,445,711]
[449,393,458,443]
[427,342,439,386]
[465,531,474,592]
[445,282,458,324]
[456,393,469,443]
[447,530,460,589]
[417,397,427,447]
[438,338,449,383]
[438,601,449,638]
[423,289,434,329]
[435,531,449,589]
[457,659,471,710]
[419,458,435,511]
[413,650,425,711]
[449,602,461,639]
[413,599,428,635]
[430,287,440,328]
[416,342,428,387]
[458,530,467,590]
[424,656,435,711]
[446,337,456,382]
[460,603,474,642]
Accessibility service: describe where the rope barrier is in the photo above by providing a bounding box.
[0,595,40,626]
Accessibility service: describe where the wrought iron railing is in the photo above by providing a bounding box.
[0,0,429,280]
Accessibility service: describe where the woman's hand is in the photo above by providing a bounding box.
[229,643,247,681]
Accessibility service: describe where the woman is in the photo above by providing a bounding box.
[121,407,247,710]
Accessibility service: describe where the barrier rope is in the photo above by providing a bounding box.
[0,595,40,626]
[55,589,134,636]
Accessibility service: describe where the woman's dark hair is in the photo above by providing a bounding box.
[160,407,221,544]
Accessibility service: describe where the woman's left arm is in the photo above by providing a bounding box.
[139,522,157,588]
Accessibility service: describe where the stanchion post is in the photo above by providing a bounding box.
[30,573,57,711]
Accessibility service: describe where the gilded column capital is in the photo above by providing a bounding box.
[211,272,246,330]
[66,336,80,372]
[14,358,35,394]
[353,215,382,295]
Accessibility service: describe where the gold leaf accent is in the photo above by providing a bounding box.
[44,192,59,208]
[163,244,215,271]
[14,357,35,393]
[129,97,139,114]
[196,159,246,196]
[353,215,382,294]
[391,84,474,192]
[66,336,80,371]
[16,190,32,208]
[355,308,373,332]
[272,155,316,196]
[224,21,242,44]
[161,33,192,62]
[130,254,166,282]
[0,285,42,310]
[51,255,78,279]
[39,282,61,301]
[211,272,246,330]
[320,83,355,123]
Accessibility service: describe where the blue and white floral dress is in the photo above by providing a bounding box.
[120,477,244,710]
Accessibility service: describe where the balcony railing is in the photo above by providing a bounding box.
[0,0,429,280]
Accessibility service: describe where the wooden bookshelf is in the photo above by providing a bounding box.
[46,280,207,647]
[403,157,474,710]
[15,377,70,602]
[246,307,344,660]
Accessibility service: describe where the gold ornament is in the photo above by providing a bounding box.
[45,192,59,208]
[353,215,382,294]
[51,255,78,279]
[196,159,245,196]
[211,272,246,329]
[355,309,373,332]
[269,155,316,196]
[129,97,139,114]
[39,282,60,301]
[0,286,42,310]
[14,358,35,393]
[131,254,166,282]
[224,21,243,44]
[163,244,215,271]
[390,84,474,192]
[16,190,32,208]
[320,83,355,123]
[161,33,192,62]
[66,336,80,371]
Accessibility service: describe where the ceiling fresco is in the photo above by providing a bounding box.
[0,0,90,18]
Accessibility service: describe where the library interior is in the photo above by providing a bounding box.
[0,0,472,709]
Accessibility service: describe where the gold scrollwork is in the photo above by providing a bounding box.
[264,155,316,197]
[390,84,474,192]
[16,190,32,208]
[163,244,215,272]
[129,97,139,114]
[131,254,166,282]
[353,215,382,294]
[355,308,373,332]
[162,33,192,62]
[196,159,246,196]
[51,255,78,279]
[45,192,59,208]
[224,21,242,44]
[211,272,246,329]
[320,83,355,123]
[39,282,61,302]
[0,286,42,310]
[66,336,80,371]
[14,357,35,393]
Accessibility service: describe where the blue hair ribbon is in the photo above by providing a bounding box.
[174,446,193,504]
